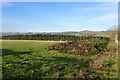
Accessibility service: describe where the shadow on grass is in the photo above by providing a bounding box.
[3,56,92,78]
[2,49,31,56]
[2,49,93,78]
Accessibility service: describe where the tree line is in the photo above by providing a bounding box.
[2,34,109,42]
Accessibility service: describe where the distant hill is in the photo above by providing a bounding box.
[1,30,109,37]
[56,30,109,37]
[77,30,98,36]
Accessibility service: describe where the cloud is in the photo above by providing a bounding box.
[71,2,118,30]
[86,13,117,24]
[75,2,117,14]
[1,0,119,2]
[1,2,13,7]
[49,12,117,31]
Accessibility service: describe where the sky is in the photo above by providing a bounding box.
[2,2,118,32]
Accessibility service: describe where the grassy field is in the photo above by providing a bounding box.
[2,40,95,78]
[1,40,118,78]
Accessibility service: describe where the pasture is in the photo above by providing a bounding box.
[2,40,94,78]
[1,40,118,78]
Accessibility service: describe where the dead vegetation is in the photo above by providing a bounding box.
[48,40,108,56]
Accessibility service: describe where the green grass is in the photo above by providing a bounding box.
[2,40,93,78]
[1,40,118,78]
